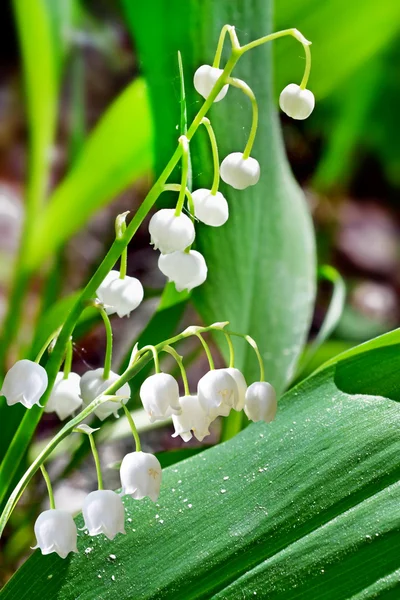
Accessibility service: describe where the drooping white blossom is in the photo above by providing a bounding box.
[158,250,207,292]
[97,270,144,317]
[193,65,229,102]
[244,381,277,423]
[140,373,181,422]
[149,209,195,254]
[1,359,48,409]
[224,367,247,411]
[33,509,78,559]
[192,189,229,227]
[220,152,260,190]
[279,84,315,120]
[197,369,239,416]
[80,368,130,421]
[82,490,126,540]
[44,371,82,420]
[172,395,211,442]
[120,451,162,502]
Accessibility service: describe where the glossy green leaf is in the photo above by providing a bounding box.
[25,78,153,271]
[125,0,316,401]
[2,328,400,598]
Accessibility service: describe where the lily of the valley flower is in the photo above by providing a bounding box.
[120,451,162,502]
[96,270,144,317]
[33,509,78,559]
[158,250,207,292]
[279,84,315,120]
[192,189,229,227]
[140,373,181,422]
[224,367,247,411]
[44,371,82,420]
[193,65,229,102]
[1,359,48,409]
[197,369,239,415]
[149,209,195,254]
[220,152,260,190]
[172,395,211,442]
[82,490,126,540]
[80,368,130,421]
[244,381,277,423]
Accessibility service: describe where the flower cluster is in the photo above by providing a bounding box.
[0,24,314,561]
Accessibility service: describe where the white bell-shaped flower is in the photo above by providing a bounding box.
[198,369,239,416]
[33,509,78,559]
[192,189,229,227]
[80,368,130,421]
[97,270,144,317]
[149,209,195,254]
[224,367,247,411]
[172,395,211,442]
[140,373,181,422]
[1,359,48,409]
[44,371,82,420]
[82,490,126,540]
[244,381,277,423]
[220,152,260,190]
[120,451,162,502]
[158,250,207,292]
[279,83,315,120]
[193,65,229,102]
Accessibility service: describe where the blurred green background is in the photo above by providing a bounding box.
[0,0,400,584]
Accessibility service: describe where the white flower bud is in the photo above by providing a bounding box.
[120,451,162,502]
[220,152,260,190]
[279,84,315,120]
[140,373,181,422]
[244,381,277,423]
[158,250,207,292]
[197,369,239,416]
[97,271,144,317]
[192,189,229,227]
[224,368,247,411]
[149,209,195,254]
[172,395,211,442]
[1,359,48,409]
[44,371,82,420]
[193,65,229,102]
[82,490,126,540]
[80,368,130,421]
[33,509,78,559]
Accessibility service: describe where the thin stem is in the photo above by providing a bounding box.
[163,345,190,396]
[92,305,113,380]
[224,332,235,368]
[225,329,265,381]
[122,404,141,452]
[300,42,311,89]
[227,77,258,159]
[240,28,307,53]
[115,213,129,279]
[164,184,194,217]
[175,136,190,216]
[196,333,215,370]
[201,117,220,195]
[88,433,103,490]
[139,345,160,374]
[34,328,61,363]
[40,464,55,510]
[63,338,73,379]
[213,24,235,67]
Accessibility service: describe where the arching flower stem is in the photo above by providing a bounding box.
[201,117,220,195]
[163,345,190,396]
[40,464,55,510]
[122,404,141,452]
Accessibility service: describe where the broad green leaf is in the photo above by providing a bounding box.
[274,0,400,99]
[2,328,400,598]
[124,0,316,402]
[25,78,153,271]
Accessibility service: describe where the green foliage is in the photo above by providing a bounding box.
[26,78,153,271]
[2,328,400,598]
